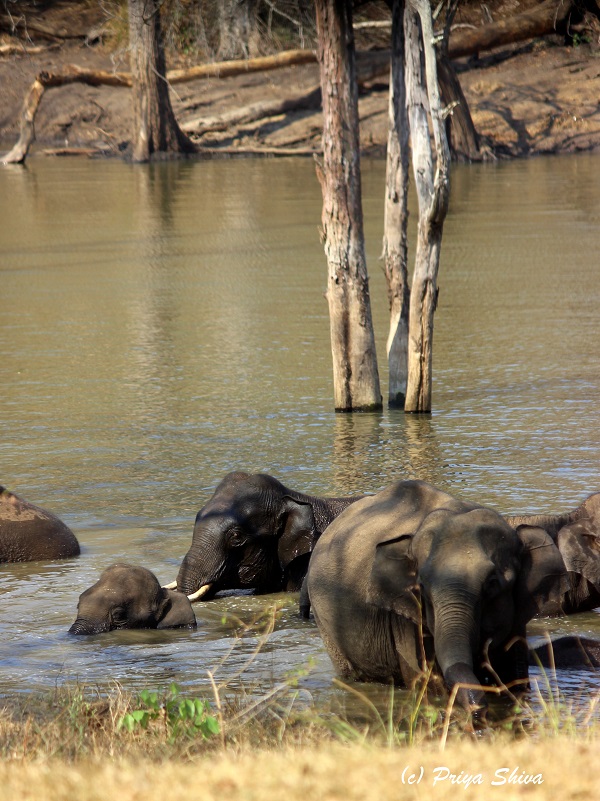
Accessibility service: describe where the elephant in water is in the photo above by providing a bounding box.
[529,636,600,669]
[0,486,79,563]
[169,472,362,601]
[306,480,567,716]
[69,564,196,635]
[507,491,600,615]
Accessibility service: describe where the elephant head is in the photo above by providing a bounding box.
[370,512,567,710]
[307,480,567,716]
[0,486,80,563]
[507,491,600,615]
[69,564,197,635]
[172,472,360,600]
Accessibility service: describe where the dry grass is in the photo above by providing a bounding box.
[0,738,598,801]
[1,610,599,799]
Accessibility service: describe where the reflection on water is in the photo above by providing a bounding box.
[1,153,600,715]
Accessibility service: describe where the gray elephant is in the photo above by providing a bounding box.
[69,564,196,635]
[529,636,600,669]
[507,491,600,615]
[171,472,362,601]
[306,479,567,715]
[0,486,79,563]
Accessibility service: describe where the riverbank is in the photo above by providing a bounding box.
[1,5,600,160]
[1,671,598,800]
[1,738,598,801]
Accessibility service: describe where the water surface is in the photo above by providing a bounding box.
[1,152,600,713]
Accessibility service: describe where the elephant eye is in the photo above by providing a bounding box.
[483,572,504,598]
[226,528,248,548]
[111,606,128,627]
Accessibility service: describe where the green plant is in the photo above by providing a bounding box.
[571,32,590,47]
[117,683,220,743]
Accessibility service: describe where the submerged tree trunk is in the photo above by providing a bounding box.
[315,0,382,412]
[382,0,410,408]
[404,1,450,413]
[127,0,195,163]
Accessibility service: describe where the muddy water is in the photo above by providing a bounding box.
[1,153,600,712]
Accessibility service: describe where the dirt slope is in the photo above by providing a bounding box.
[1,2,599,159]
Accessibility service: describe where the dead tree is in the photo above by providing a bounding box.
[315,0,382,412]
[404,1,450,413]
[127,0,195,162]
[436,0,480,162]
[382,0,410,408]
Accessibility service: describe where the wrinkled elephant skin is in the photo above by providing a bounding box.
[307,480,567,715]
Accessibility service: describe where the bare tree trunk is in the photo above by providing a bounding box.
[437,0,480,162]
[437,55,480,162]
[127,0,195,163]
[404,1,450,413]
[382,0,410,408]
[218,0,261,59]
[315,0,382,412]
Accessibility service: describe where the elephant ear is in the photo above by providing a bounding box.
[557,521,600,590]
[157,589,197,630]
[366,534,421,622]
[277,497,318,570]
[514,525,568,621]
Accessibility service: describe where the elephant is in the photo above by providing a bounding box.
[171,471,363,601]
[69,564,197,635]
[0,486,80,563]
[305,479,567,716]
[507,491,600,615]
[529,636,600,669]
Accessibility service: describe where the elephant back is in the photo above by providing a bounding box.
[0,487,80,562]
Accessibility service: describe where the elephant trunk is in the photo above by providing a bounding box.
[68,618,107,636]
[430,591,486,714]
[176,540,222,599]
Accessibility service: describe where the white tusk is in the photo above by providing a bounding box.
[187,584,212,601]
[162,581,178,590]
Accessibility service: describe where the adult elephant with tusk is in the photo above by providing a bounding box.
[305,480,567,717]
[171,472,363,601]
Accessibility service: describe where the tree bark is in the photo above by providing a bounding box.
[127,0,195,163]
[437,54,480,162]
[315,0,382,412]
[404,0,450,413]
[382,0,410,409]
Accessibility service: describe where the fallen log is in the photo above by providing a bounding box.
[0,13,90,41]
[0,42,57,56]
[447,0,575,59]
[0,50,317,165]
[167,49,316,84]
[182,86,322,135]
[2,66,131,164]
[181,52,390,137]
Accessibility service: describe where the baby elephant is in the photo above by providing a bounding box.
[69,564,197,635]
